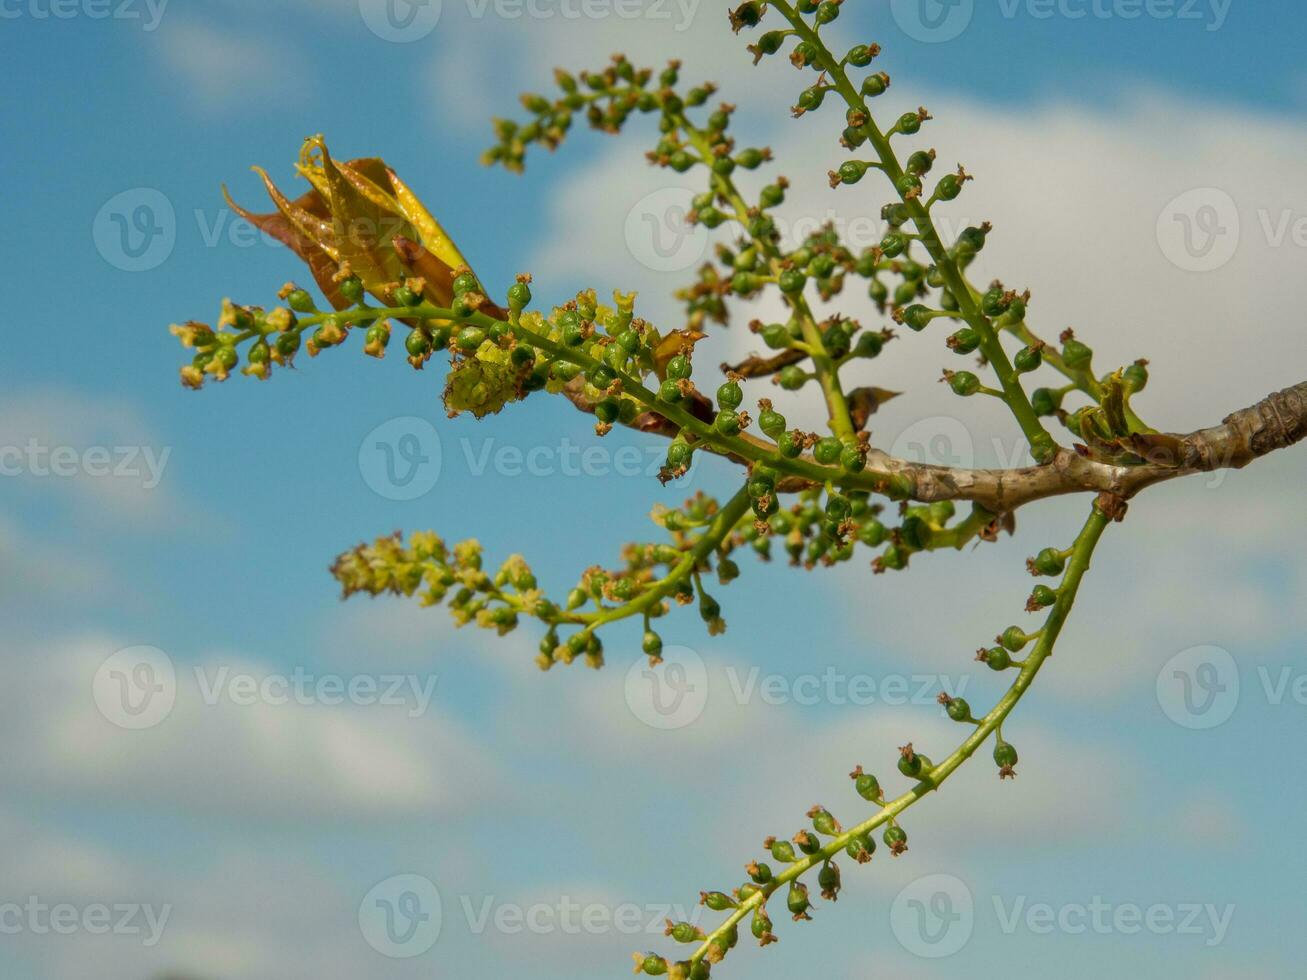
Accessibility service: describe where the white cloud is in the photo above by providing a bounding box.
[152,20,311,111]
[0,387,187,526]
[0,635,494,821]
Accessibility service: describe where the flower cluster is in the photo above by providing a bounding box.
[161,0,1298,976]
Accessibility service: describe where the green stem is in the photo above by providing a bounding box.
[771,1,1056,462]
[675,113,857,442]
[688,500,1111,968]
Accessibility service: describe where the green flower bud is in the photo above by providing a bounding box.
[778,268,807,294]
[455,326,485,352]
[945,696,972,723]
[883,825,908,855]
[659,378,685,403]
[810,806,840,836]
[994,741,1019,775]
[767,837,797,863]
[948,327,981,355]
[760,182,786,207]
[901,304,934,331]
[906,149,935,176]
[778,365,807,391]
[880,231,908,258]
[949,371,981,397]
[714,410,742,436]
[854,331,884,359]
[1031,547,1066,576]
[1063,338,1093,371]
[813,437,842,466]
[898,743,932,779]
[786,881,811,921]
[896,111,923,135]
[935,173,965,201]
[1000,626,1028,652]
[634,952,669,976]
[717,380,744,410]
[845,831,876,863]
[759,407,787,439]
[276,331,303,358]
[507,280,531,310]
[796,86,826,113]
[851,766,881,802]
[847,43,876,67]
[981,287,1010,317]
[700,891,737,912]
[857,519,887,547]
[1014,344,1043,373]
[1030,387,1061,417]
[981,646,1012,672]
[1124,359,1149,392]
[837,160,869,185]
[861,72,889,98]
[1029,585,1058,609]
[956,225,988,255]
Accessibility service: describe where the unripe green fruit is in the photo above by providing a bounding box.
[906,150,935,176]
[983,647,1012,671]
[760,409,787,439]
[853,771,880,801]
[1030,585,1058,608]
[778,430,803,459]
[862,72,888,97]
[897,111,922,135]
[854,331,884,359]
[949,371,981,397]
[981,287,1010,317]
[1030,387,1061,416]
[717,380,744,410]
[883,826,908,851]
[1014,344,1043,373]
[880,231,908,258]
[1000,626,1028,652]
[901,304,933,331]
[949,328,981,355]
[1032,547,1066,576]
[778,365,807,390]
[1063,338,1093,370]
[838,160,868,185]
[935,173,964,201]
[787,880,811,919]
[778,268,807,294]
[714,410,742,436]
[814,437,843,465]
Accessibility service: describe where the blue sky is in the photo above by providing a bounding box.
[3,2,1307,978]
